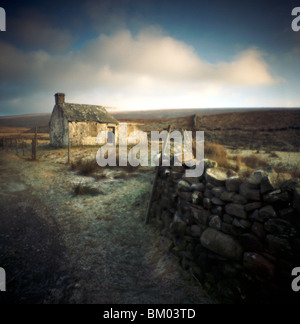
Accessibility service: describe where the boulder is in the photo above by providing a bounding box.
[225,203,247,219]
[239,182,261,201]
[243,252,275,280]
[205,167,237,187]
[200,228,243,260]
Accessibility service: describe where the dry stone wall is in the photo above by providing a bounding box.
[150,160,300,303]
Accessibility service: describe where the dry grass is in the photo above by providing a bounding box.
[73,183,104,196]
[71,158,99,176]
[241,155,268,169]
[273,163,300,179]
[204,142,233,169]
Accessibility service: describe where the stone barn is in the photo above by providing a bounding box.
[49,93,119,147]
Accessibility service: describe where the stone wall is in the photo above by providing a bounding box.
[69,121,119,146]
[149,161,300,303]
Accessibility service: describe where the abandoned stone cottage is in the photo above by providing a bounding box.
[49,93,121,147]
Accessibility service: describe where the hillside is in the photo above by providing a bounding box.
[1,108,296,128]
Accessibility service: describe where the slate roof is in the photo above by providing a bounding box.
[59,103,118,124]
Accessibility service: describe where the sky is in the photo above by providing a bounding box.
[0,0,299,116]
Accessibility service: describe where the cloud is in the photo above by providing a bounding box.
[0,28,281,114]
[10,11,73,52]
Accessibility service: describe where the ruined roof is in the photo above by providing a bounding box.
[59,103,118,124]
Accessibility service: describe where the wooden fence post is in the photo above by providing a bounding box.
[145,125,172,225]
[68,137,71,164]
[32,127,37,160]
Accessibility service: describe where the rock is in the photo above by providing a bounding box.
[258,205,277,221]
[260,175,276,194]
[191,207,210,225]
[221,223,245,236]
[211,206,223,217]
[232,218,251,229]
[251,222,266,239]
[192,191,203,204]
[226,177,241,192]
[281,178,299,192]
[232,194,248,204]
[200,228,243,260]
[223,214,233,224]
[170,221,187,235]
[240,233,264,252]
[203,198,212,210]
[211,197,225,206]
[225,203,247,219]
[178,191,192,202]
[205,167,237,187]
[211,186,226,198]
[245,202,262,212]
[204,159,218,169]
[191,183,205,192]
[265,235,292,256]
[177,179,191,191]
[263,190,290,204]
[209,215,222,230]
[220,191,235,202]
[190,225,202,237]
[293,186,300,213]
[291,238,300,253]
[248,171,264,189]
[243,252,275,280]
[278,207,295,218]
[264,218,296,237]
[161,211,173,227]
[204,188,213,199]
[239,182,261,201]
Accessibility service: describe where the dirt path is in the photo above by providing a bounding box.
[0,149,211,304]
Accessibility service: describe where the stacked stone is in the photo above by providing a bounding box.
[150,160,300,303]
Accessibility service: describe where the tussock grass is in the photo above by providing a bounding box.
[71,159,99,175]
[73,183,104,196]
[241,155,268,169]
[204,142,232,169]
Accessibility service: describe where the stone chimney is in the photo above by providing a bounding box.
[54,93,65,105]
